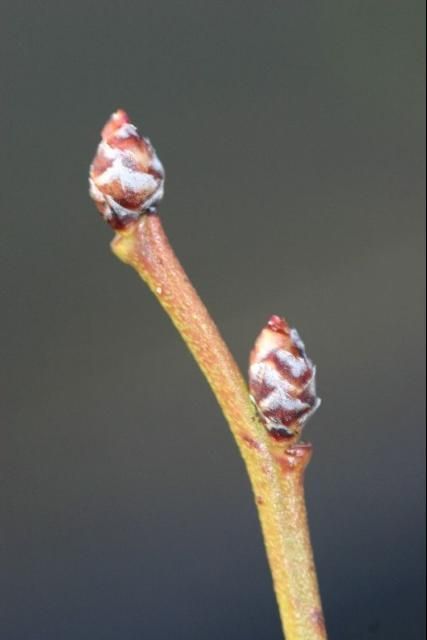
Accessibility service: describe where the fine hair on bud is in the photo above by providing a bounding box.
[249,315,320,439]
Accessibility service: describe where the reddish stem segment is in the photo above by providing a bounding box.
[111,214,327,640]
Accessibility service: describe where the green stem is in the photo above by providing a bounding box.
[111,213,327,640]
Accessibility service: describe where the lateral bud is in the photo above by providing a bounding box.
[249,315,320,440]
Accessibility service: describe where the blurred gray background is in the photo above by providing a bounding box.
[0,1,425,638]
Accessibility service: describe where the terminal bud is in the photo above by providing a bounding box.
[89,109,165,228]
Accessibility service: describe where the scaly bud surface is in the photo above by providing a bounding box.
[89,110,165,228]
[249,315,320,439]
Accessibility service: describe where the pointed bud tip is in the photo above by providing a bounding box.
[89,110,165,229]
[267,315,290,334]
[249,316,320,440]
[100,109,131,142]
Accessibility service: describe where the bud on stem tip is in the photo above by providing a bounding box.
[89,110,165,229]
[249,315,320,440]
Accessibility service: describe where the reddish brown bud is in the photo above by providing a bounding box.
[249,315,320,439]
[89,109,165,228]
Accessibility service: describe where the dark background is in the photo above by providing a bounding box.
[0,1,425,638]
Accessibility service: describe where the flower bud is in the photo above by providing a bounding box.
[89,109,165,228]
[249,315,320,439]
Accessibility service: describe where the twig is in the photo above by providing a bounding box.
[88,110,327,639]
